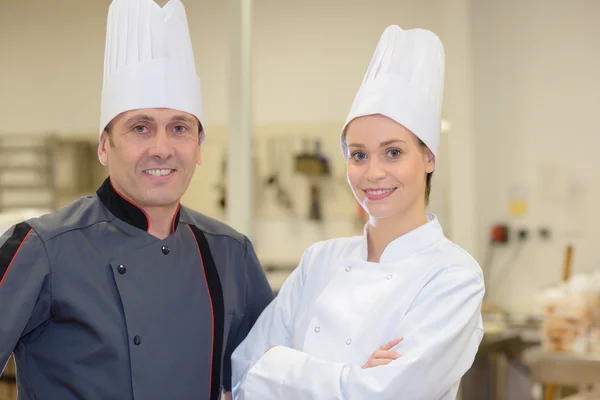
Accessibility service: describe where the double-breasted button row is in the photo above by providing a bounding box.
[116,245,170,275]
[312,326,352,345]
[344,266,392,281]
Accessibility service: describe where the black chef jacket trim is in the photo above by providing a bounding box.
[188,225,225,400]
[0,222,33,286]
[96,177,181,233]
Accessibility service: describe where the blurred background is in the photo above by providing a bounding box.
[1,0,599,399]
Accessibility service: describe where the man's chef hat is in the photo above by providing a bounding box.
[100,0,204,140]
[342,25,445,157]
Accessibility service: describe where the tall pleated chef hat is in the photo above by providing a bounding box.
[341,25,445,158]
[99,0,204,141]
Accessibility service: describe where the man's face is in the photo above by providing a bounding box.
[97,108,202,210]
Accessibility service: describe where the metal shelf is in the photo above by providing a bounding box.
[0,133,97,213]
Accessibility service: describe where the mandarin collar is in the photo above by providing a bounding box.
[360,213,444,263]
[96,177,181,233]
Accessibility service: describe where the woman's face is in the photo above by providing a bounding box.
[345,114,435,220]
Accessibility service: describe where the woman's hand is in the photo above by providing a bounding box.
[362,338,403,369]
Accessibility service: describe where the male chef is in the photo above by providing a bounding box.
[0,1,274,399]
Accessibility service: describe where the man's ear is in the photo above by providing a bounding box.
[98,131,109,166]
[195,144,203,166]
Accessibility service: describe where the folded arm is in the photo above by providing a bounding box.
[232,264,485,400]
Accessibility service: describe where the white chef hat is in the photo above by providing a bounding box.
[100,0,204,140]
[341,25,445,157]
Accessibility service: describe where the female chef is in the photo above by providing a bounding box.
[231,25,485,400]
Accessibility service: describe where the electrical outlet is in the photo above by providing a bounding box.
[517,228,529,241]
[539,227,551,240]
[490,224,509,244]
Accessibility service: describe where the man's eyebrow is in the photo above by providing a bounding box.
[171,115,196,124]
[124,115,155,126]
[123,114,197,128]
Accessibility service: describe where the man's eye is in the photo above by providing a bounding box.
[174,125,187,133]
[133,126,147,133]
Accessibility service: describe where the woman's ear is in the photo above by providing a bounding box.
[424,147,435,173]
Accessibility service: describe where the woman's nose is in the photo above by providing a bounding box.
[365,160,386,182]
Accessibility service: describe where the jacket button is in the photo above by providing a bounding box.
[161,245,170,255]
[346,339,352,345]
[134,335,141,345]
[345,266,351,272]
[386,275,393,280]
[117,264,126,274]
[314,326,320,333]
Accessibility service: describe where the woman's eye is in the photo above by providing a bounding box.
[351,152,366,161]
[387,148,402,158]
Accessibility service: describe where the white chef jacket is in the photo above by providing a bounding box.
[231,214,485,400]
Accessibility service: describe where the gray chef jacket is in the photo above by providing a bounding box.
[0,177,275,400]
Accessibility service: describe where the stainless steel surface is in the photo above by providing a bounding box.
[524,347,600,386]
[461,318,543,400]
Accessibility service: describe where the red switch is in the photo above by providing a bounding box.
[490,224,509,243]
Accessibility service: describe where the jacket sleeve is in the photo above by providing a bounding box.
[0,222,52,374]
[232,264,485,400]
[230,244,310,399]
[221,237,275,392]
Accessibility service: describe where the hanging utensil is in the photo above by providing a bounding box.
[264,136,294,211]
[214,148,227,211]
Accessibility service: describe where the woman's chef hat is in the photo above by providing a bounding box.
[341,25,445,157]
[100,0,204,140]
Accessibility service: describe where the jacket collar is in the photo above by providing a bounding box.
[360,213,444,263]
[96,177,181,233]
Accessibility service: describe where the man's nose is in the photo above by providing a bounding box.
[148,131,174,159]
